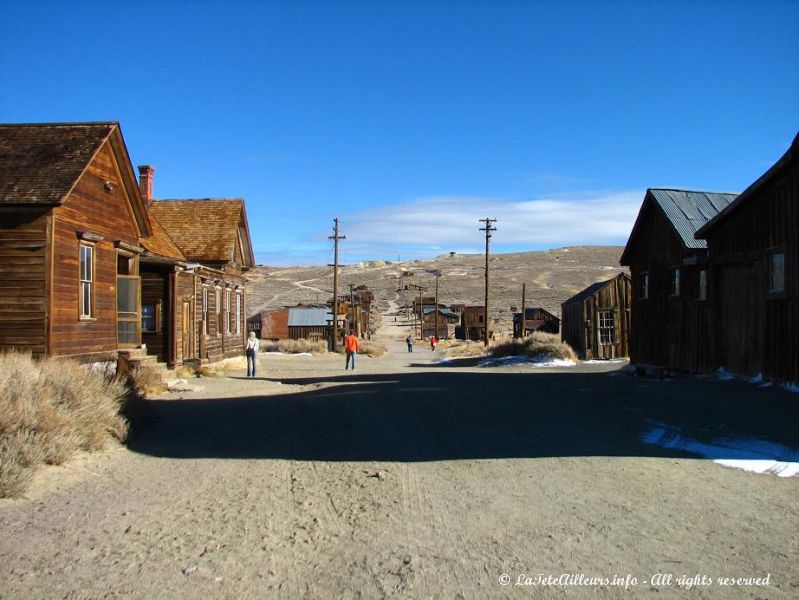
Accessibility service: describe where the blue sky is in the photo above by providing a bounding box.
[1,0,797,265]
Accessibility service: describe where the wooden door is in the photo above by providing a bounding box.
[716,263,761,375]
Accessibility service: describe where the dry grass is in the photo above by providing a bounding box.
[438,339,488,358]
[0,351,132,498]
[127,366,167,397]
[262,339,328,354]
[333,339,387,357]
[489,332,577,362]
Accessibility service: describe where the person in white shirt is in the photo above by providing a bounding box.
[245,331,260,377]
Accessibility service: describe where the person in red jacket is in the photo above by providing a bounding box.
[344,330,360,371]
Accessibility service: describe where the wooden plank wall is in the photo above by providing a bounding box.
[706,159,798,382]
[0,208,49,355]
[560,300,587,358]
[49,141,141,360]
[140,268,169,363]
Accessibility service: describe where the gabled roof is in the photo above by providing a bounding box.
[422,307,460,319]
[140,212,185,261]
[562,273,630,306]
[0,122,115,205]
[287,307,333,327]
[148,198,254,266]
[696,131,799,238]
[513,307,559,322]
[620,189,737,264]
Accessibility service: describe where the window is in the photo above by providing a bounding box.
[639,272,649,299]
[670,268,680,296]
[142,304,157,332]
[225,289,232,333]
[599,309,616,345]
[202,287,209,334]
[215,288,222,335]
[768,252,785,293]
[79,244,93,318]
[698,269,708,301]
[235,292,241,334]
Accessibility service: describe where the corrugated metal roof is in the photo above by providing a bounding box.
[649,189,738,249]
[287,307,333,327]
[423,307,460,319]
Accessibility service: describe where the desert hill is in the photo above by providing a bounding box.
[245,246,627,338]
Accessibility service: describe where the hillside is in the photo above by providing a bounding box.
[246,246,627,337]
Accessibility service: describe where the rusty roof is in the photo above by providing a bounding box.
[0,122,116,204]
[149,199,248,264]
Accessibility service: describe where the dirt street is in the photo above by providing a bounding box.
[1,310,798,599]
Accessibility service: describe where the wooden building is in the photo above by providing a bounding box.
[620,189,736,371]
[421,307,460,339]
[0,122,155,362]
[147,194,254,365]
[695,133,798,382]
[247,308,290,340]
[0,123,254,368]
[455,306,486,341]
[561,273,631,360]
[513,307,560,338]
[247,306,333,342]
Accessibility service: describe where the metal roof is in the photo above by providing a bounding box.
[648,189,738,249]
[287,307,333,327]
[422,307,460,319]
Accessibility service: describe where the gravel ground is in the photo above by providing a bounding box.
[1,309,797,599]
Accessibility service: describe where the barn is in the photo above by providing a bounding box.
[695,132,799,382]
[620,189,736,372]
[561,273,631,360]
[513,307,560,338]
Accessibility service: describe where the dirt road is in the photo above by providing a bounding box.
[1,309,798,599]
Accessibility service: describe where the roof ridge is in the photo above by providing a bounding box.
[153,197,243,202]
[0,121,118,128]
[649,187,739,195]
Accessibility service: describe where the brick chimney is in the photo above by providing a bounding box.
[138,165,155,205]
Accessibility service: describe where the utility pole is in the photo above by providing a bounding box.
[328,218,345,351]
[520,282,527,339]
[479,218,497,347]
[406,283,426,339]
[349,283,356,336]
[433,270,441,340]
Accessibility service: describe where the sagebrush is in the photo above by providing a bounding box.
[489,332,577,362]
[0,352,133,498]
[262,339,328,354]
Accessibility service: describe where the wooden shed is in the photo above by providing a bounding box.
[455,306,486,341]
[561,273,631,360]
[620,189,736,371]
[513,307,560,338]
[695,132,799,382]
[248,308,290,340]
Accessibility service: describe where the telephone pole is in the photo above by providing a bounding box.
[328,218,345,351]
[433,270,441,340]
[520,282,527,339]
[479,218,497,347]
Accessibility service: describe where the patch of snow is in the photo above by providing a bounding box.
[758,382,773,388]
[784,382,799,393]
[582,359,628,364]
[749,373,763,384]
[714,368,736,381]
[478,355,577,368]
[641,422,799,478]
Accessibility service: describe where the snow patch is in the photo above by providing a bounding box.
[783,382,799,393]
[641,422,799,478]
[714,368,736,381]
[478,355,577,368]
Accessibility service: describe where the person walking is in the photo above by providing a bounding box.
[245,331,259,377]
[406,334,414,353]
[430,335,437,351]
[344,330,360,371]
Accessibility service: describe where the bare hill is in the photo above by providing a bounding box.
[246,246,627,337]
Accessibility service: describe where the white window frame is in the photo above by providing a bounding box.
[202,286,209,334]
[598,309,616,346]
[235,292,242,334]
[215,287,222,336]
[79,244,94,319]
[225,288,232,334]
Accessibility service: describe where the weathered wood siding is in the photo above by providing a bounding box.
[562,274,630,360]
[705,159,798,382]
[625,204,709,371]
[0,208,49,355]
[50,141,141,360]
[141,268,170,363]
[561,299,587,358]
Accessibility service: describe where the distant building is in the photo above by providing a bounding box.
[513,307,560,338]
[456,306,486,341]
[248,305,335,342]
[561,273,631,360]
[422,307,460,339]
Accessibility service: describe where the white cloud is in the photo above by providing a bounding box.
[342,191,643,251]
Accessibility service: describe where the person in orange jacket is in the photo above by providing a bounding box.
[344,330,360,371]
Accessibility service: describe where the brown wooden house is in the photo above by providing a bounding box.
[248,308,290,340]
[0,122,155,362]
[620,189,736,371]
[0,123,255,369]
[456,306,486,341]
[513,307,560,338]
[147,193,255,365]
[561,273,631,360]
[695,133,798,382]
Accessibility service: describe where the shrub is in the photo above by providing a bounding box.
[439,339,487,358]
[489,331,577,362]
[0,351,132,498]
[261,339,328,354]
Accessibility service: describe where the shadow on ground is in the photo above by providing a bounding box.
[129,370,799,463]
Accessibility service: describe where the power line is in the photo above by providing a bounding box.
[479,218,497,347]
[328,218,345,351]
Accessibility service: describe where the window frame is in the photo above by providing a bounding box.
[235,292,242,335]
[697,269,708,302]
[225,288,232,334]
[598,308,616,346]
[670,267,680,297]
[767,251,785,294]
[79,243,95,320]
[639,272,649,300]
[215,287,222,336]
[202,286,209,335]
